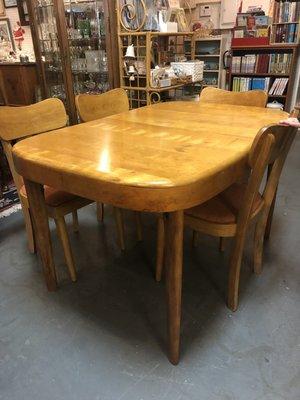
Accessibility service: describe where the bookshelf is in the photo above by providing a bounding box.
[229,44,299,110]
[271,0,300,44]
[193,37,223,88]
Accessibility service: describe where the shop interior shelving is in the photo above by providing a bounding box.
[118,31,196,108]
[228,43,299,110]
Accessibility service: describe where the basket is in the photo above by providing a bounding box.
[171,61,204,82]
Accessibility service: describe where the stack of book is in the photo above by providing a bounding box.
[232,77,270,92]
[231,53,292,74]
[271,0,300,43]
[271,24,299,44]
[232,76,289,96]
[273,1,300,23]
[268,78,289,96]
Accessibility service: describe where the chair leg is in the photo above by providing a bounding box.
[155,214,165,282]
[72,211,79,233]
[135,212,143,242]
[113,207,125,251]
[219,237,226,252]
[192,230,199,247]
[97,202,104,223]
[22,202,36,254]
[54,216,77,282]
[227,235,246,312]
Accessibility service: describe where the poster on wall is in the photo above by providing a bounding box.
[0,18,15,51]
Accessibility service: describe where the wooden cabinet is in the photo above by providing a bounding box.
[0,63,38,106]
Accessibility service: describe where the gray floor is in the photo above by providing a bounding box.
[1,138,299,400]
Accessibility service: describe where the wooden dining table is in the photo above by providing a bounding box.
[12,101,287,364]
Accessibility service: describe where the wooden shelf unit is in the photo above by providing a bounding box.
[192,37,223,88]
[118,31,196,108]
[229,44,299,110]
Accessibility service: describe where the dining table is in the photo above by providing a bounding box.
[12,101,287,364]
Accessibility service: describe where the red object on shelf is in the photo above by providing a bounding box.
[232,37,270,47]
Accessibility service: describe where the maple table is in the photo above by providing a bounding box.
[13,102,287,364]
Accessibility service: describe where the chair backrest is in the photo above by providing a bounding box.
[235,112,298,237]
[75,88,129,122]
[200,87,268,108]
[0,98,68,193]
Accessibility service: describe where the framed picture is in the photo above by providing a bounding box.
[17,0,29,26]
[4,0,17,8]
[0,0,6,16]
[0,18,15,51]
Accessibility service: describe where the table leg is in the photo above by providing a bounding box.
[165,210,184,365]
[24,179,57,291]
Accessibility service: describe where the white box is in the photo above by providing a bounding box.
[160,22,178,33]
[171,61,204,82]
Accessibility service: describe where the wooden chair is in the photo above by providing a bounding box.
[156,109,299,311]
[183,119,297,312]
[75,88,142,250]
[75,88,129,122]
[199,87,268,107]
[155,87,269,281]
[0,99,92,281]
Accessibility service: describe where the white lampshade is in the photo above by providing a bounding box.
[125,44,135,59]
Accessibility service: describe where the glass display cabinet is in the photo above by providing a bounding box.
[27,0,118,124]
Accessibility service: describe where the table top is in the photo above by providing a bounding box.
[13,102,287,212]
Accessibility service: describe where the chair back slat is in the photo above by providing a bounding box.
[0,98,68,194]
[200,87,268,108]
[75,88,129,122]
[0,98,67,141]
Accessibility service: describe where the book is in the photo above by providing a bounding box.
[255,15,269,26]
[232,77,271,93]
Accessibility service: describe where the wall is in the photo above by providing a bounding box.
[3,7,35,60]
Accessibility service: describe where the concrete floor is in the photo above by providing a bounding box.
[0,137,299,400]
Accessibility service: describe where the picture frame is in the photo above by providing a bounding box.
[0,18,15,51]
[4,0,17,8]
[0,0,6,16]
[17,0,29,26]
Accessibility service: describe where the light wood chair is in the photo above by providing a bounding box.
[75,88,141,250]
[156,105,298,306]
[184,120,297,312]
[199,87,268,108]
[155,87,269,281]
[0,99,92,281]
[75,88,129,122]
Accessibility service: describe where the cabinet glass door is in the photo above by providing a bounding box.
[65,0,110,95]
[32,0,113,123]
[34,0,66,102]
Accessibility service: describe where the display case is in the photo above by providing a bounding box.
[27,0,118,124]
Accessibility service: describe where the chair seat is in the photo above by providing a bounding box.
[20,185,78,207]
[185,183,263,225]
